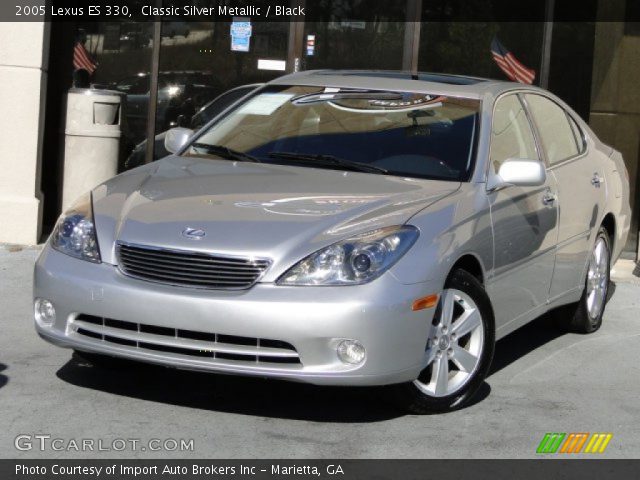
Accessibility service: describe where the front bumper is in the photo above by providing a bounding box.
[34,245,441,386]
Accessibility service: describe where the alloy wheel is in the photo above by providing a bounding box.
[413,288,484,398]
[586,237,609,321]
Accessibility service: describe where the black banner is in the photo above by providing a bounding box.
[2,0,640,23]
[3,460,640,480]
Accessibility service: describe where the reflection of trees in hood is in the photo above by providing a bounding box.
[234,196,382,217]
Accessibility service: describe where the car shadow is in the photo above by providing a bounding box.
[56,358,404,423]
[57,354,492,421]
[608,280,617,302]
[0,363,8,390]
[489,313,562,377]
[490,281,617,377]
[55,283,616,420]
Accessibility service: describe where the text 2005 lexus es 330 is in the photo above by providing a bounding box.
[34,71,630,413]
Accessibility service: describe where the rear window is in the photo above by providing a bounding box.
[525,94,580,165]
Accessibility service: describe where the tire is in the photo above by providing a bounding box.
[554,227,611,334]
[72,350,136,371]
[390,269,495,414]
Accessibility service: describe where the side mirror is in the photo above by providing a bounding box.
[487,159,546,192]
[164,127,194,154]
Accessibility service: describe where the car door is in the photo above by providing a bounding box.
[523,94,607,300]
[486,94,559,332]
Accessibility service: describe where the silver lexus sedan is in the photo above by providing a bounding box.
[34,71,630,413]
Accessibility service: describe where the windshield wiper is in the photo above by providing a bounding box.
[268,151,388,175]
[191,143,261,163]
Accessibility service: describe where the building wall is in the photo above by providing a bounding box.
[589,21,640,255]
[0,22,49,245]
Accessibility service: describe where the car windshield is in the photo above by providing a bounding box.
[184,85,480,181]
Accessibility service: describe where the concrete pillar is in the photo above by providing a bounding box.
[0,22,49,245]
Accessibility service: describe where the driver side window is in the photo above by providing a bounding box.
[490,94,539,172]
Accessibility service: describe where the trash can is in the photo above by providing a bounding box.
[61,88,125,211]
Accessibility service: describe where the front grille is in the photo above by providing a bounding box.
[71,314,301,366]
[116,242,271,290]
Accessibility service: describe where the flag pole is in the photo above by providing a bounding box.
[539,0,555,88]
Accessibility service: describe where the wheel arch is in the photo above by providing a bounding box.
[447,253,495,332]
[600,212,616,251]
[450,253,485,285]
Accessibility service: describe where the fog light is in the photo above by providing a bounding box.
[337,340,366,365]
[35,298,56,325]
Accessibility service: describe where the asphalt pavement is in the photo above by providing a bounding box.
[1,246,639,458]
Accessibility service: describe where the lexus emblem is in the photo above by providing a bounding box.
[182,227,206,240]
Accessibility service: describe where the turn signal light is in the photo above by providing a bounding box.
[412,294,439,311]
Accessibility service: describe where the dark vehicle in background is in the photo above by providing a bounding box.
[162,22,191,38]
[113,71,221,144]
[125,84,262,169]
[118,23,152,50]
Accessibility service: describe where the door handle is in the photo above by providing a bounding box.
[591,173,602,186]
[542,192,557,205]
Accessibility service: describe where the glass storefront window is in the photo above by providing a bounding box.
[40,19,155,231]
[302,21,406,70]
[148,12,290,166]
[418,22,543,80]
[71,22,155,170]
[301,1,408,70]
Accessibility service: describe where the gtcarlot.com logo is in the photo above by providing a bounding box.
[15,434,194,452]
[536,432,613,454]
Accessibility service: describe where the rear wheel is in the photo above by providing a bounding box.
[554,227,611,333]
[390,269,495,413]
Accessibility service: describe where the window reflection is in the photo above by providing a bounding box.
[152,13,289,165]
[187,85,480,182]
[73,21,154,173]
[418,22,543,80]
[302,21,406,70]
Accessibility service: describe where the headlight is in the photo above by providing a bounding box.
[277,226,419,286]
[51,192,101,263]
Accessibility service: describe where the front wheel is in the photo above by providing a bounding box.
[390,269,495,413]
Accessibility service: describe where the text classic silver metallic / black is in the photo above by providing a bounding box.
[34,71,631,412]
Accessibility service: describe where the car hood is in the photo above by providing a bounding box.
[93,155,459,280]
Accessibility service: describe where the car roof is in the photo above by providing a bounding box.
[268,70,547,100]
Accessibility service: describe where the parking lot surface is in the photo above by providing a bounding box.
[1,247,639,458]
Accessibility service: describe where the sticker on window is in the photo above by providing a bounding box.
[236,93,294,115]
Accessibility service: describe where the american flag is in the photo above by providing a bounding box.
[491,37,535,84]
[73,41,97,74]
